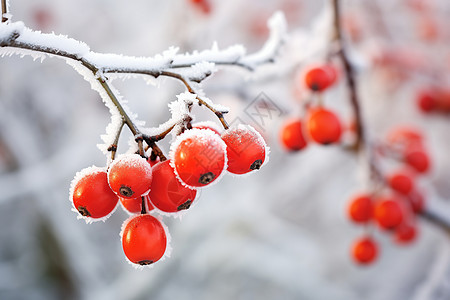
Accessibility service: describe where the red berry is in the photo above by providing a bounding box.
[279,119,308,151]
[192,121,221,135]
[348,194,373,223]
[171,128,226,188]
[405,148,430,173]
[120,196,154,214]
[374,197,403,230]
[417,89,437,113]
[108,154,153,199]
[71,167,119,220]
[121,214,167,266]
[148,160,197,213]
[351,237,378,265]
[306,108,342,145]
[388,171,415,195]
[304,65,338,92]
[394,223,417,244]
[386,126,423,148]
[221,125,267,175]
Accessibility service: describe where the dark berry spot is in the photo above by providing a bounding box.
[311,83,320,91]
[77,206,91,217]
[119,185,134,197]
[138,260,154,266]
[177,200,192,211]
[320,141,332,146]
[250,159,263,170]
[199,172,215,185]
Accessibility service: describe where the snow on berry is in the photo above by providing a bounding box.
[107,154,153,198]
[169,128,227,189]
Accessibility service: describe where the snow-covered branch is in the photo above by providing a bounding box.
[0,12,286,158]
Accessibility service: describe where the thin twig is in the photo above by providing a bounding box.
[332,0,363,151]
[161,71,230,129]
[108,121,125,161]
[1,0,7,23]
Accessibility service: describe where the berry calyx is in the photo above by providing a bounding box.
[71,167,119,220]
[388,171,415,195]
[121,214,167,266]
[279,119,308,151]
[374,197,403,230]
[351,237,378,265]
[171,128,227,188]
[108,154,153,198]
[306,108,342,145]
[304,64,338,92]
[348,194,373,223]
[148,160,197,213]
[221,125,267,175]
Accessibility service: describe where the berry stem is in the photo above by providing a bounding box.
[1,0,7,23]
[140,196,147,215]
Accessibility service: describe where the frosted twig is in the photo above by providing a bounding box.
[0,12,284,152]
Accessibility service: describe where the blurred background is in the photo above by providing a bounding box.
[1,0,450,299]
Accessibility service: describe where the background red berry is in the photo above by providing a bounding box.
[279,119,308,151]
[374,197,404,230]
[306,108,342,145]
[348,194,373,223]
[352,237,378,265]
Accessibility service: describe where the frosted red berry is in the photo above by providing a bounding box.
[348,194,373,223]
[374,197,403,230]
[148,160,197,213]
[221,125,267,175]
[171,128,226,187]
[279,119,308,151]
[352,237,378,265]
[108,154,153,199]
[121,214,167,266]
[306,108,342,145]
[72,167,118,220]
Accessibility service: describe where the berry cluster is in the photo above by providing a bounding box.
[70,123,267,267]
[280,63,342,151]
[348,126,430,265]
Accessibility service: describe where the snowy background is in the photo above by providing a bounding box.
[1,0,450,299]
